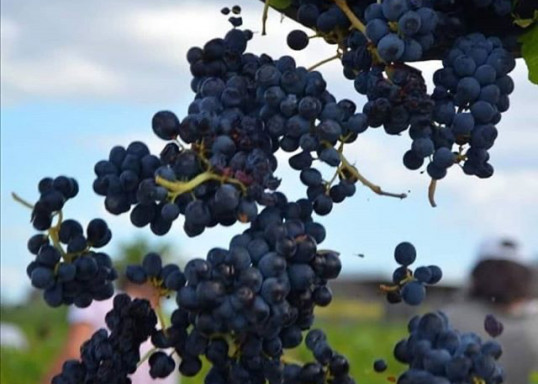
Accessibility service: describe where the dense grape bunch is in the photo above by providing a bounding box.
[122,199,344,381]
[92,18,376,236]
[275,0,520,206]
[363,0,439,63]
[427,33,516,180]
[23,176,116,308]
[394,312,505,383]
[52,294,158,383]
[13,0,533,383]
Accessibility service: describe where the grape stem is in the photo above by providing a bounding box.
[48,210,69,261]
[428,178,437,207]
[339,153,408,199]
[324,167,342,192]
[281,355,305,365]
[155,304,168,331]
[380,272,413,292]
[331,0,388,65]
[332,0,366,34]
[307,52,342,71]
[11,192,34,209]
[379,284,400,292]
[155,171,247,201]
[262,0,270,36]
[137,346,158,368]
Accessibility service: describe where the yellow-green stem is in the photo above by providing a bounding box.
[11,192,34,209]
[307,52,342,72]
[332,0,366,34]
[155,304,168,330]
[48,210,68,260]
[325,168,341,192]
[281,355,305,366]
[137,347,159,368]
[339,154,407,199]
[156,171,246,201]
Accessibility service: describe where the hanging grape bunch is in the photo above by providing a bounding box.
[13,0,537,383]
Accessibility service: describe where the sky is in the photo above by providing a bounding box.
[2,0,538,304]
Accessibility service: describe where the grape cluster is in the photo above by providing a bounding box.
[423,32,516,179]
[280,328,354,384]
[121,198,342,382]
[182,27,367,210]
[280,0,518,202]
[357,63,434,135]
[31,176,79,230]
[383,241,442,306]
[16,2,528,383]
[93,24,370,236]
[92,141,162,215]
[394,311,505,383]
[26,177,116,308]
[333,8,437,137]
[364,0,438,62]
[51,294,157,384]
[340,30,372,79]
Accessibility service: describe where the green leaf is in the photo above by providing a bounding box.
[514,10,538,28]
[269,0,292,10]
[519,24,538,84]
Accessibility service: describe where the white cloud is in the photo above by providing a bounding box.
[1,1,327,104]
[3,50,124,97]
[439,168,538,237]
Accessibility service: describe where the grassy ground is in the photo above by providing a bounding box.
[1,302,69,384]
[1,299,407,384]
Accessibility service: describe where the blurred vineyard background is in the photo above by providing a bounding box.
[1,296,411,384]
[3,278,538,384]
[2,238,538,384]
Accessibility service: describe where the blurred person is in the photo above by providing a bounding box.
[443,237,538,384]
[41,279,179,384]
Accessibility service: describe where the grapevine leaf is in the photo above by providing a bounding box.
[519,24,538,84]
[513,10,538,28]
[269,0,292,10]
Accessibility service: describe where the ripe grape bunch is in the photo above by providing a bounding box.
[381,242,443,306]
[12,0,530,383]
[284,0,519,206]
